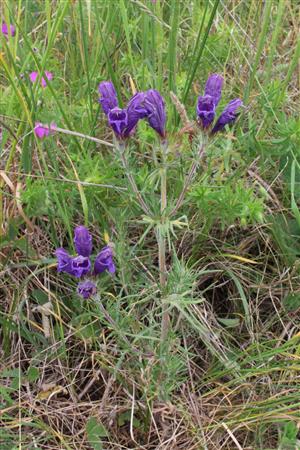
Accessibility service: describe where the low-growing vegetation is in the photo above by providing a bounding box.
[1,1,300,449]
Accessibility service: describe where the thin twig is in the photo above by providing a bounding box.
[53,126,114,147]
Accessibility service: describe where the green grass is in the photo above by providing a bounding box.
[1,0,300,449]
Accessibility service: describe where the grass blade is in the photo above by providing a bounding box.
[244,0,273,103]
[182,0,220,104]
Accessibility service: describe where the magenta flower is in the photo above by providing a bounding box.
[29,71,53,88]
[94,246,115,274]
[212,99,243,133]
[74,226,92,257]
[34,123,50,139]
[34,122,56,139]
[77,280,97,299]
[1,21,15,37]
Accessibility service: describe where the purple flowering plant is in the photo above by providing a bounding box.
[98,82,166,140]
[42,73,242,346]
[55,226,115,299]
[196,74,242,132]
[96,75,242,343]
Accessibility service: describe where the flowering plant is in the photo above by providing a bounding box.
[42,73,242,356]
[55,226,115,299]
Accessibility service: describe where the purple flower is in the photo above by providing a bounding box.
[70,255,91,278]
[105,91,148,140]
[77,280,97,299]
[125,92,148,135]
[2,21,15,37]
[55,248,72,273]
[196,95,216,128]
[196,74,242,133]
[98,81,119,115]
[108,107,128,138]
[94,246,115,275]
[212,99,243,133]
[143,89,166,138]
[99,81,159,139]
[34,122,56,139]
[30,71,53,88]
[204,74,223,107]
[74,226,92,257]
[55,248,91,278]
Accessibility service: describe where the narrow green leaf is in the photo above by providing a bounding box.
[244,0,273,103]
[182,0,220,103]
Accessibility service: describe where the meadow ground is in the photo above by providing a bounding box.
[1,0,300,449]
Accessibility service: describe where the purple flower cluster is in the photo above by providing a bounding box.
[99,76,242,140]
[196,74,242,133]
[34,74,242,143]
[55,226,115,299]
[98,82,166,140]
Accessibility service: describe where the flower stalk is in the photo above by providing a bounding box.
[116,142,151,216]
[171,141,206,217]
[158,141,169,344]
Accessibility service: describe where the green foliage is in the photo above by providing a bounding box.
[190,179,265,229]
[278,421,299,450]
[283,293,300,312]
[86,417,109,450]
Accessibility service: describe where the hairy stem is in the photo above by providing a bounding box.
[116,143,151,216]
[171,143,206,216]
[159,142,169,343]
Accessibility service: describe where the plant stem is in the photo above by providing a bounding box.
[171,143,206,217]
[97,300,152,358]
[159,142,169,343]
[116,143,151,216]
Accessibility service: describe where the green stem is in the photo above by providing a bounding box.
[115,142,151,216]
[264,0,285,85]
[171,143,206,217]
[159,142,169,343]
